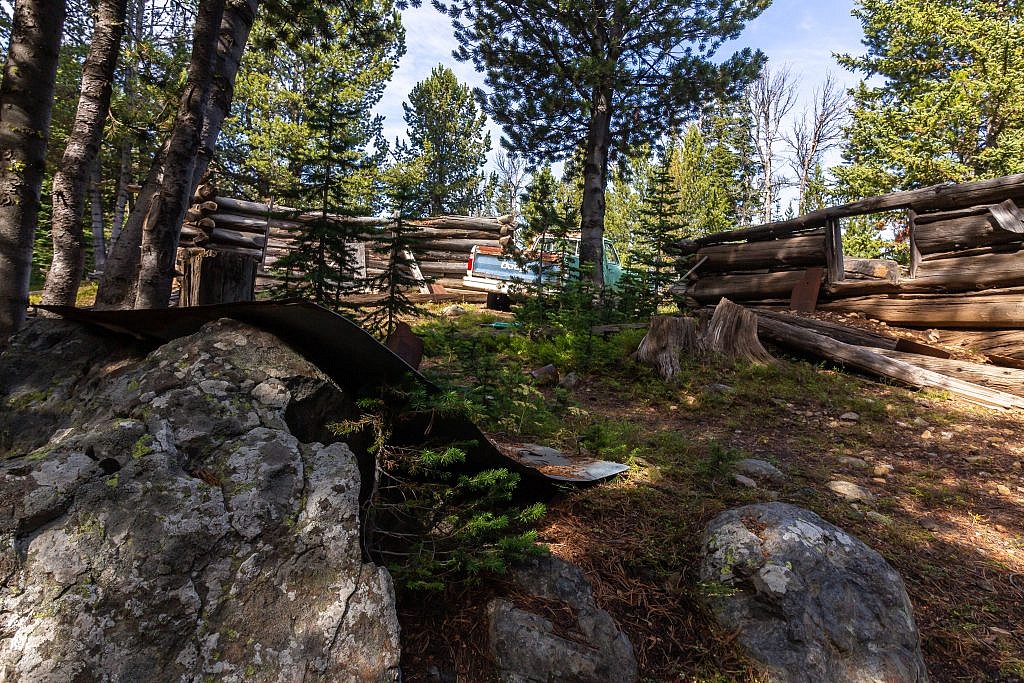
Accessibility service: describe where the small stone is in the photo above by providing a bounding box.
[966,455,988,463]
[866,511,893,526]
[996,484,1012,495]
[919,517,942,531]
[838,456,869,470]
[1013,461,1022,470]
[826,480,875,503]
[871,477,887,485]
[921,430,933,439]
[734,459,786,485]
[734,474,757,488]
[872,463,894,477]
[441,304,467,317]
[913,417,929,427]
[978,471,992,477]
[707,383,733,394]
[839,412,860,422]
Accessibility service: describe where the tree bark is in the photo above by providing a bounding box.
[190,0,258,189]
[94,141,166,308]
[579,86,610,286]
[90,164,106,272]
[135,0,226,309]
[40,0,128,307]
[0,0,68,336]
[96,0,254,309]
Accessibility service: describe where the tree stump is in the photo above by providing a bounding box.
[703,297,775,365]
[179,249,257,306]
[633,315,699,381]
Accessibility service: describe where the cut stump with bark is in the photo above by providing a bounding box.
[633,315,699,381]
[703,298,776,365]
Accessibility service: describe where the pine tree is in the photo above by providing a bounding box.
[634,152,682,301]
[836,0,1024,197]
[401,65,490,216]
[435,0,768,285]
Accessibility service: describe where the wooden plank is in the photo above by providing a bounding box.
[819,288,1024,328]
[908,210,921,279]
[789,267,824,314]
[988,198,1024,233]
[824,218,844,283]
[908,250,1024,292]
[696,233,825,272]
[756,314,1024,410]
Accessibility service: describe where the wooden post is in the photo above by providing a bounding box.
[824,217,844,284]
[908,209,921,279]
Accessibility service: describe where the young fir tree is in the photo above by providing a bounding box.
[635,152,683,304]
[359,156,429,339]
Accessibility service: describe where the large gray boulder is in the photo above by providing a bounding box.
[700,502,928,683]
[488,554,638,683]
[0,318,400,681]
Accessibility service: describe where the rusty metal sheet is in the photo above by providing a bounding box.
[789,267,824,314]
[38,300,626,487]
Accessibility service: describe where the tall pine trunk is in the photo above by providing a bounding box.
[134,0,226,309]
[40,0,128,307]
[0,0,67,336]
[191,0,258,189]
[579,86,611,286]
[96,0,255,309]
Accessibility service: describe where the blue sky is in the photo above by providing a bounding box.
[375,0,868,170]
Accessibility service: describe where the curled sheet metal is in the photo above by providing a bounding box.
[38,300,628,487]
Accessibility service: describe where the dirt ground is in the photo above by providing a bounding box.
[394,305,1023,682]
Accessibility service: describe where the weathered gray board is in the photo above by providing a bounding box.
[38,300,627,487]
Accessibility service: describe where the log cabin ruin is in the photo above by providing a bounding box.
[174,183,513,305]
[672,172,1024,357]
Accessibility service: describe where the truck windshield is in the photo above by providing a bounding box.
[536,237,579,256]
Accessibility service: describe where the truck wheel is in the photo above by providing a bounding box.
[486,292,511,311]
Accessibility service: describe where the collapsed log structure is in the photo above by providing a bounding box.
[176,186,514,303]
[673,173,1024,365]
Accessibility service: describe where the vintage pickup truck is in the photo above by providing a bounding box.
[462,235,623,308]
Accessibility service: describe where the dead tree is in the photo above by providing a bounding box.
[746,65,798,224]
[785,74,848,213]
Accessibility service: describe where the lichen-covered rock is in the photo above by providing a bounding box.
[0,318,400,681]
[487,555,638,683]
[700,502,928,683]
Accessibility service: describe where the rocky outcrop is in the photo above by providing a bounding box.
[700,502,928,683]
[487,555,638,683]
[0,318,400,681]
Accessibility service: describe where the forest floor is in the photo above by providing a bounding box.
[398,303,1024,683]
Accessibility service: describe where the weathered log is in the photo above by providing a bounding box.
[920,329,1024,360]
[212,196,301,217]
[684,173,1024,250]
[208,212,306,232]
[203,243,264,259]
[755,309,900,350]
[907,250,1024,292]
[868,348,1024,397]
[696,234,825,272]
[914,213,1024,254]
[703,298,775,365]
[686,270,807,303]
[632,315,700,380]
[416,261,468,276]
[819,288,1024,329]
[208,227,266,251]
[843,257,900,281]
[756,314,1024,410]
[825,279,904,298]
